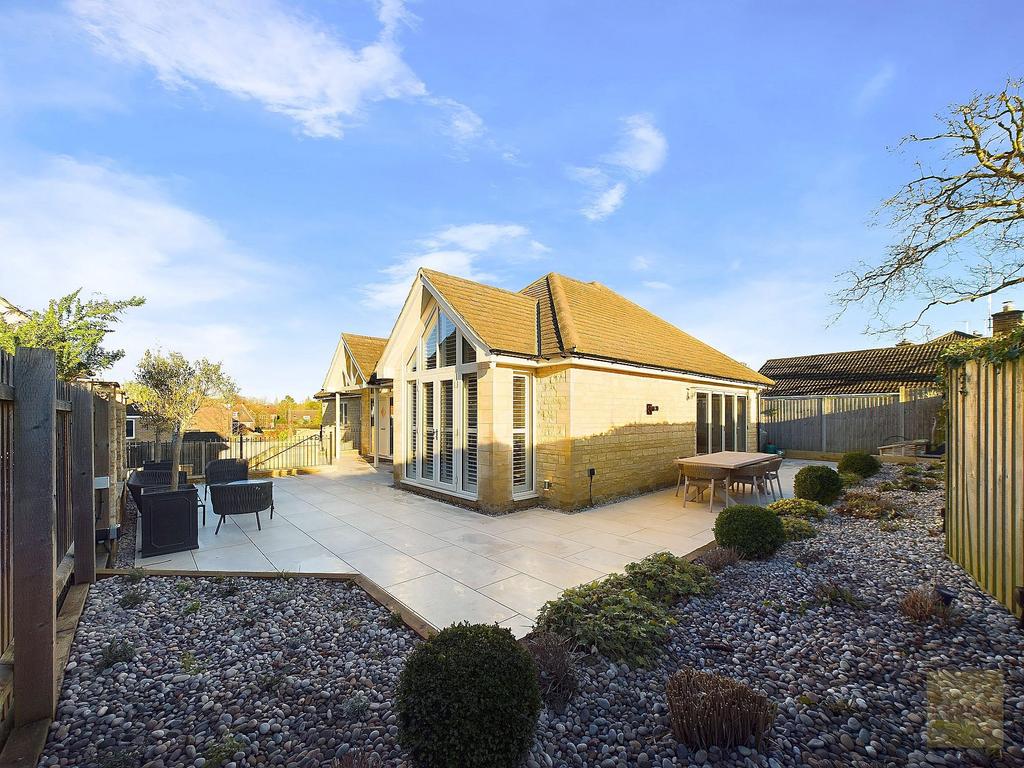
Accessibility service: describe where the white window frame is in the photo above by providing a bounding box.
[401,302,484,501]
[511,371,535,499]
[125,417,138,440]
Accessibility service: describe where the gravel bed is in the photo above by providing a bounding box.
[41,463,1024,768]
[113,494,139,569]
[526,464,1024,768]
[39,576,418,768]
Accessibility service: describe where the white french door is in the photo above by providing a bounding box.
[415,375,457,491]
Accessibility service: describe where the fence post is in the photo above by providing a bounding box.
[72,387,96,585]
[12,347,57,724]
[93,396,111,534]
[819,397,827,452]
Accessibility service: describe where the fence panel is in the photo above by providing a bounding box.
[125,434,332,473]
[946,358,1023,616]
[0,352,13,727]
[55,382,74,565]
[762,391,942,454]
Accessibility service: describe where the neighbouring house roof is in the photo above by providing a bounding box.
[189,404,232,436]
[0,296,29,328]
[759,332,977,397]
[342,333,389,380]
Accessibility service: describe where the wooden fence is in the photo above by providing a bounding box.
[0,348,126,744]
[945,357,1023,616]
[761,389,943,454]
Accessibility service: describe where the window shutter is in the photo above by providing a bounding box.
[512,374,531,492]
[463,374,478,491]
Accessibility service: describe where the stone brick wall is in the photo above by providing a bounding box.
[535,366,572,508]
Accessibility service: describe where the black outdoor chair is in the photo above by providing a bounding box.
[203,458,249,501]
[209,481,274,534]
[127,469,207,523]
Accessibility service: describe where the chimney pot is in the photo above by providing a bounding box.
[991,300,1023,336]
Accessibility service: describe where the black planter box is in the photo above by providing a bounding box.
[139,484,199,558]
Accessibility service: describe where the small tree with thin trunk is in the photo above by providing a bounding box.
[125,350,236,489]
[834,78,1024,334]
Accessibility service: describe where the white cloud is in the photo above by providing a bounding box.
[642,280,671,291]
[571,113,666,220]
[69,0,480,141]
[853,63,895,114]
[630,255,652,271]
[363,222,542,308]
[603,114,667,176]
[0,154,287,392]
[581,181,626,221]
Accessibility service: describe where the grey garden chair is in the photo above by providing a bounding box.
[676,464,730,512]
[204,458,249,502]
[730,460,773,504]
[761,456,784,500]
[209,480,274,534]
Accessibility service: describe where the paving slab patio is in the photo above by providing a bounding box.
[136,454,826,636]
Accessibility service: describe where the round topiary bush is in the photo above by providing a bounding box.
[793,465,844,504]
[837,451,882,478]
[397,623,541,768]
[712,504,785,560]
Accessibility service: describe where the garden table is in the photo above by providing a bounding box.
[673,452,776,507]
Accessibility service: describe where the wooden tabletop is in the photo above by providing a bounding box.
[674,451,776,470]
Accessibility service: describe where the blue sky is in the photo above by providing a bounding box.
[2,1,1021,397]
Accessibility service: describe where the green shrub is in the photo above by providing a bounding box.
[879,520,902,532]
[814,580,865,608]
[535,576,673,665]
[781,517,817,541]
[837,451,881,478]
[520,631,578,712]
[181,651,203,675]
[204,735,246,768]
[766,498,828,520]
[397,623,541,768]
[342,691,371,720]
[623,552,715,605]
[835,490,902,520]
[100,639,136,669]
[793,465,843,504]
[713,505,785,560]
[666,667,775,749]
[119,588,146,609]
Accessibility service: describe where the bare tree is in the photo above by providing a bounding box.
[835,79,1024,334]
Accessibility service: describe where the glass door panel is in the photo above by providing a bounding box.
[737,396,747,451]
[422,381,435,480]
[724,395,735,451]
[696,393,708,454]
[711,393,723,453]
[439,380,454,485]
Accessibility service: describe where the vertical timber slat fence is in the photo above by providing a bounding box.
[0,347,121,744]
[761,390,943,454]
[945,358,1024,616]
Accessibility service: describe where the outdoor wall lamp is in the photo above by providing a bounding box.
[646,403,659,415]
[543,479,552,491]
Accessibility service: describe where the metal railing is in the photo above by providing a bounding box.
[126,433,334,474]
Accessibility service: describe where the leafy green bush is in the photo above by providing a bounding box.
[793,465,843,504]
[397,623,541,768]
[835,489,902,520]
[623,552,715,605]
[713,505,785,560]
[766,498,828,520]
[535,576,673,665]
[837,451,881,478]
[781,517,817,541]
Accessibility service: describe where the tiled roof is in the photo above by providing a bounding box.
[759,333,975,397]
[424,269,771,385]
[421,269,539,356]
[342,333,388,379]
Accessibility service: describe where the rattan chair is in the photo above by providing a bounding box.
[127,469,206,523]
[209,481,274,534]
[676,463,730,512]
[204,458,249,502]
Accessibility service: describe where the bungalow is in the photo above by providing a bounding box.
[321,269,772,513]
[317,333,389,456]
